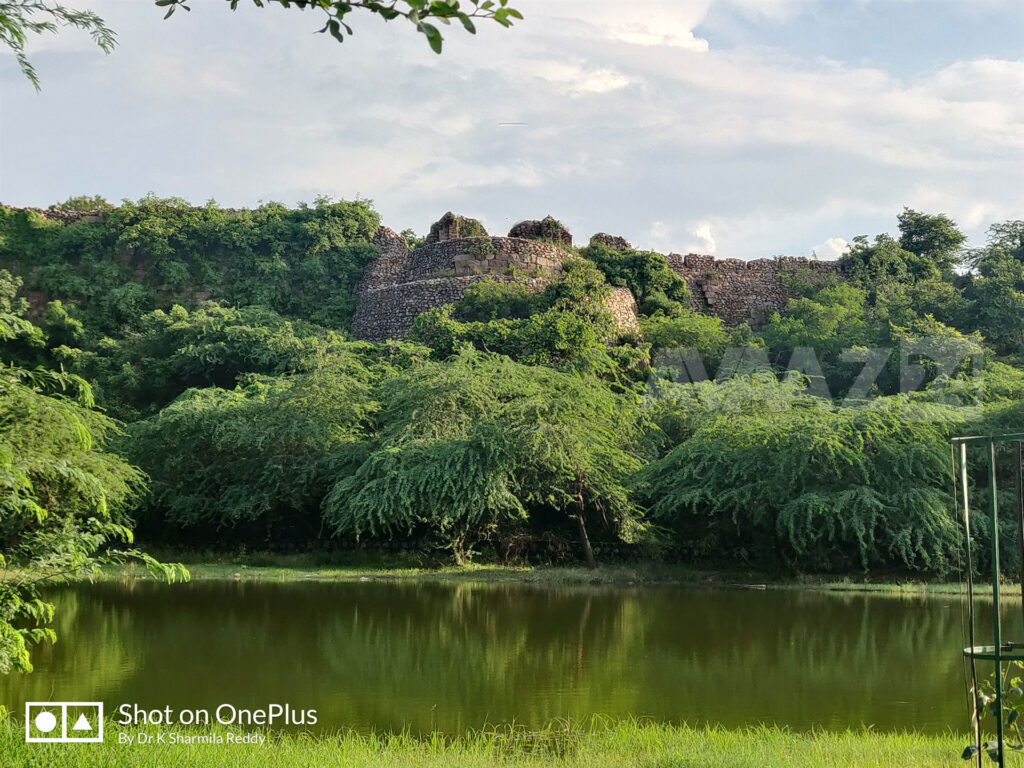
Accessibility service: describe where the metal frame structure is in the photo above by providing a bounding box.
[953,433,1024,768]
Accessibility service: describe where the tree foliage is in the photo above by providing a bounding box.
[0,0,114,89]
[0,366,185,673]
[159,0,522,54]
[964,220,1024,359]
[126,357,384,539]
[0,274,186,673]
[637,376,962,573]
[0,200,1021,578]
[581,242,691,317]
[0,197,380,336]
[322,350,646,562]
[71,303,353,419]
[410,260,619,367]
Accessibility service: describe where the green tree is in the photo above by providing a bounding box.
[761,283,875,396]
[896,207,966,277]
[964,220,1024,358]
[0,279,186,674]
[581,242,691,317]
[640,309,731,374]
[71,303,351,419]
[128,366,377,540]
[123,339,426,541]
[323,351,647,566]
[842,233,941,291]
[0,197,382,335]
[637,375,962,572]
[410,260,619,368]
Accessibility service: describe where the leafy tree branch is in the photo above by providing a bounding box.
[158,0,523,53]
[0,0,115,89]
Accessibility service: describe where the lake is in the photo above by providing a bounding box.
[0,580,989,734]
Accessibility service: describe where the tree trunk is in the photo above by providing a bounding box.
[576,469,597,570]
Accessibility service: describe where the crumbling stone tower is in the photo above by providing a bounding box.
[350,212,639,341]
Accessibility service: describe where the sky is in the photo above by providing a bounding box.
[1,0,1022,260]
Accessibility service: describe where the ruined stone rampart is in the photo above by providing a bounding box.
[605,287,640,335]
[350,214,649,342]
[403,237,563,281]
[666,253,846,327]
[351,221,571,341]
[351,275,552,343]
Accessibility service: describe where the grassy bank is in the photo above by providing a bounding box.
[90,551,1014,596]
[1,720,966,768]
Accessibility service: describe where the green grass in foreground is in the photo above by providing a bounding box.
[0,721,966,768]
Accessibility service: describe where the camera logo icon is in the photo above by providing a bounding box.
[25,702,104,743]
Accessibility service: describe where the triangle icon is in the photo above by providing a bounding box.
[72,714,92,731]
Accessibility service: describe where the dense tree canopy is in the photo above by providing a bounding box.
[0,278,185,673]
[637,376,962,572]
[322,350,646,564]
[0,198,1020,589]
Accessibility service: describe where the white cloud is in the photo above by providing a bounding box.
[688,221,718,254]
[724,0,815,20]
[540,1,713,50]
[1,0,1021,260]
[642,220,719,255]
[810,238,850,260]
[518,60,634,95]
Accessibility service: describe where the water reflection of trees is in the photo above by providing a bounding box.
[642,590,967,730]
[314,582,650,732]
[0,585,141,707]
[0,582,971,735]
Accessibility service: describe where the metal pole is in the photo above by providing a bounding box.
[1017,441,1024,635]
[989,439,1005,768]
[961,442,982,768]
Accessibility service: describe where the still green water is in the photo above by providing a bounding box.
[0,581,984,734]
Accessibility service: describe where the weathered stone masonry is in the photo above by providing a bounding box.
[350,226,571,342]
[350,216,643,342]
[347,218,848,340]
[666,253,846,327]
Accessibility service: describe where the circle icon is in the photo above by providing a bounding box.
[34,711,58,733]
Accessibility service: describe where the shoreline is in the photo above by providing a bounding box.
[83,554,1013,597]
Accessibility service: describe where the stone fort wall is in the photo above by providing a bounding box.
[350,218,647,342]
[8,206,846,338]
[666,253,846,327]
[351,225,572,342]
